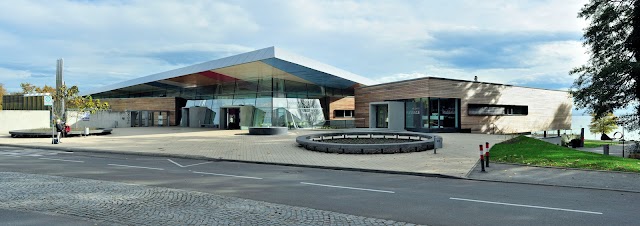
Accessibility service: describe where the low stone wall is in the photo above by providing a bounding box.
[9,128,112,138]
[0,110,50,136]
[67,111,129,129]
[296,132,441,154]
[248,127,288,135]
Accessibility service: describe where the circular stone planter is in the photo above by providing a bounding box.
[296,131,441,154]
[248,127,288,135]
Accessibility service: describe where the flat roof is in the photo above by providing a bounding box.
[362,76,569,93]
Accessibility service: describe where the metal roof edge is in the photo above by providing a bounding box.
[82,47,276,96]
[272,47,376,86]
[360,76,570,93]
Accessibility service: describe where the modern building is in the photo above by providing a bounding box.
[84,47,373,129]
[2,94,50,111]
[355,77,572,133]
[83,46,572,133]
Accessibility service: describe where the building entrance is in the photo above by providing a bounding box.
[130,111,170,127]
[227,108,240,129]
[401,97,461,132]
[375,105,388,128]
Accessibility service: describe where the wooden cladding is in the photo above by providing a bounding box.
[102,97,178,126]
[329,96,355,119]
[355,77,572,133]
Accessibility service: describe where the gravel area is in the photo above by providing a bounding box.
[0,172,419,226]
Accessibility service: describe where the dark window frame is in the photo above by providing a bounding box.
[468,104,528,116]
[334,109,354,118]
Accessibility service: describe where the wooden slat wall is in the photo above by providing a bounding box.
[355,77,572,133]
[328,97,355,119]
[102,97,178,126]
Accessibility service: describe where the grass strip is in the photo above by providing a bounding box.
[492,136,640,173]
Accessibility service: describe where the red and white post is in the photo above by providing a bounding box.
[479,145,485,172]
[485,142,490,168]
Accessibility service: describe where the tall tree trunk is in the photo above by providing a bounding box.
[632,0,640,116]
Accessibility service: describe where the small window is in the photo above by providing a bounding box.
[468,104,528,116]
[334,110,354,118]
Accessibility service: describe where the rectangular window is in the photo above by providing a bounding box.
[468,104,528,116]
[334,110,354,118]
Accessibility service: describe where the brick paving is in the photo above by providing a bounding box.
[0,172,417,225]
[0,127,507,177]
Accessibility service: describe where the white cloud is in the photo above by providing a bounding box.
[0,0,591,93]
[0,67,30,80]
[376,40,588,89]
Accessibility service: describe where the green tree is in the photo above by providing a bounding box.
[20,82,36,94]
[570,0,640,130]
[20,83,56,94]
[589,112,619,135]
[54,84,109,125]
[36,85,56,94]
[47,84,109,123]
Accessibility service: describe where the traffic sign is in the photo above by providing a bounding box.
[44,96,53,106]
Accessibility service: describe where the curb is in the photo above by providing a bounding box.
[463,159,480,178]
[493,162,640,175]
[0,143,463,180]
[465,163,640,194]
[465,176,640,194]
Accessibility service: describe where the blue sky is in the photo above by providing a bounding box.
[0,0,590,110]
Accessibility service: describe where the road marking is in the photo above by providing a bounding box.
[182,162,212,167]
[39,157,84,163]
[108,164,164,171]
[192,171,263,180]
[167,159,212,168]
[300,182,395,194]
[449,197,603,215]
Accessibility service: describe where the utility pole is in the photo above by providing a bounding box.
[55,58,65,121]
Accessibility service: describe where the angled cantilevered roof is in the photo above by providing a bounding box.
[82,46,375,96]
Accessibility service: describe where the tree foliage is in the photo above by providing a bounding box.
[20,82,36,94]
[14,82,109,120]
[53,84,108,111]
[19,82,56,94]
[589,112,619,135]
[571,0,640,130]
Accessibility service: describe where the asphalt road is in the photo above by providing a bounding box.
[0,208,107,226]
[1,146,639,226]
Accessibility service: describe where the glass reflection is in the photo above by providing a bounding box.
[91,61,358,129]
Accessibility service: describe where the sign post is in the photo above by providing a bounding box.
[42,94,54,144]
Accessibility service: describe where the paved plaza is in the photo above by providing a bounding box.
[0,127,508,178]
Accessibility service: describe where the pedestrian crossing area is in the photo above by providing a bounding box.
[0,147,64,157]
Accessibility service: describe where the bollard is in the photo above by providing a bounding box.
[479,145,485,172]
[485,142,490,167]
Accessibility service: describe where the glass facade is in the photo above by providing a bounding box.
[401,97,461,132]
[92,60,354,129]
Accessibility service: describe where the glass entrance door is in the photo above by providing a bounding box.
[376,105,388,128]
[428,98,459,129]
[227,108,241,129]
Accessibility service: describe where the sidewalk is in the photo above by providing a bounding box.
[0,127,507,178]
[577,143,637,157]
[468,162,640,193]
